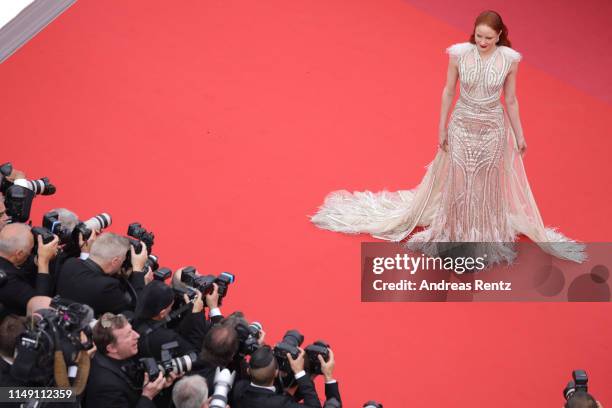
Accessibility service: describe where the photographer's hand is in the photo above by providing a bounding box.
[163,371,182,388]
[318,348,335,382]
[37,235,59,273]
[257,329,266,346]
[192,289,204,313]
[130,240,148,271]
[143,267,154,285]
[78,229,97,253]
[287,347,306,375]
[205,283,220,309]
[142,372,166,400]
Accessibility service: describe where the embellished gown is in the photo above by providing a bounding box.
[311,42,586,264]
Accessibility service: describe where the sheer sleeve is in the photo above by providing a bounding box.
[499,46,522,63]
[446,42,473,59]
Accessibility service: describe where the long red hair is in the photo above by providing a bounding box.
[469,10,511,47]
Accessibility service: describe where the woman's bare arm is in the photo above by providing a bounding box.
[503,62,527,154]
[438,56,459,151]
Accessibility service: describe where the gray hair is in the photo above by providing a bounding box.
[172,375,209,408]
[49,208,79,234]
[89,232,129,260]
[0,223,32,255]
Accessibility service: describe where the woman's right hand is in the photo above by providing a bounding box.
[438,128,448,152]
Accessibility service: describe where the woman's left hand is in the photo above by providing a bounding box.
[516,138,527,156]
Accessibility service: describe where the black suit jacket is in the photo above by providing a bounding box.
[85,354,155,408]
[55,258,145,316]
[134,313,206,360]
[0,256,51,316]
[232,374,323,408]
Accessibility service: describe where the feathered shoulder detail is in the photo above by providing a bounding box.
[445,42,473,58]
[498,46,522,63]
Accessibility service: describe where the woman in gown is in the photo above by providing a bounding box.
[311,10,586,265]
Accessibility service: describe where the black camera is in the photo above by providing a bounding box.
[42,211,70,242]
[10,297,94,386]
[180,266,235,305]
[563,369,589,401]
[273,330,304,374]
[153,266,172,281]
[1,163,56,223]
[31,226,55,245]
[304,340,330,375]
[235,321,263,357]
[127,222,155,254]
[146,254,160,273]
[124,341,196,386]
[42,211,112,256]
[122,238,147,271]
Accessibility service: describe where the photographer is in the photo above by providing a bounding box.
[0,223,58,315]
[170,267,225,347]
[192,320,241,391]
[232,344,339,408]
[86,313,177,408]
[233,345,319,408]
[133,280,207,360]
[56,232,150,316]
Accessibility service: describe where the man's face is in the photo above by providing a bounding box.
[108,323,140,359]
[0,200,9,231]
[108,254,126,275]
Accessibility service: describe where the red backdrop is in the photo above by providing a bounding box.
[2,0,611,406]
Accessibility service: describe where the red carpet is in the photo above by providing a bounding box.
[2,0,611,406]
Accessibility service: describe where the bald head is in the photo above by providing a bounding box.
[0,223,34,265]
[248,346,278,386]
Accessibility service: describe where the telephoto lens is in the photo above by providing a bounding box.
[14,177,56,195]
[84,213,112,232]
[209,367,236,408]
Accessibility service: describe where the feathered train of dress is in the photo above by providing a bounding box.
[311,42,586,265]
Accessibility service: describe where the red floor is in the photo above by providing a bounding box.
[2,0,611,406]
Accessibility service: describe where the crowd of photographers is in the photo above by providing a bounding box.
[0,163,346,408]
[0,162,604,408]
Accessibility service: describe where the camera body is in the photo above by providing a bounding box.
[304,340,330,375]
[273,330,304,374]
[153,266,171,281]
[1,163,56,223]
[180,266,235,305]
[563,369,589,401]
[10,297,94,385]
[235,321,263,357]
[125,341,196,386]
[41,211,111,256]
[127,223,155,254]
